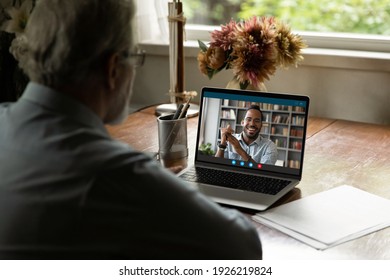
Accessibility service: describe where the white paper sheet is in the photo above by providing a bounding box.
[252,185,390,250]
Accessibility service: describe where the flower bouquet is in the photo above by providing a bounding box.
[197,16,307,90]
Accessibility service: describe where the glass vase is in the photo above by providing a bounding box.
[226,77,267,92]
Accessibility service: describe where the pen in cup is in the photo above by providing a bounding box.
[178,97,191,119]
[179,104,190,118]
[172,103,184,120]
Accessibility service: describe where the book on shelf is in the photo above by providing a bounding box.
[231,101,261,108]
[272,114,289,124]
[258,103,306,113]
[274,138,287,148]
[293,106,305,112]
[221,109,236,119]
[288,160,300,169]
[292,115,305,125]
[290,128,304,137]
[230,109,236,119]
[290,141,302,150]
[220,120,235,128]
[261,123,270,134]
[260,103,272,110]
[263,112,271,122]
[238,100,246,107]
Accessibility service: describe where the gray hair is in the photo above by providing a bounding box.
[21,0,135,87]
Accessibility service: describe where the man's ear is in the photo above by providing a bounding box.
[106,52,120,90]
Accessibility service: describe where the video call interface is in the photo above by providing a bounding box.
[196,91,308,177]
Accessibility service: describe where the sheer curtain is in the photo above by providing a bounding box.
[135,0,169,43]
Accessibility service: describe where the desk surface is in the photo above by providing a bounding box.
[107,105,390,260]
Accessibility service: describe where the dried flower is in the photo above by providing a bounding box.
[231,16,278,88]
[197,51,208,76]
[210,19,237,51]
[275,21,306,68]
[206,46,225,70]
[197,16,307,89]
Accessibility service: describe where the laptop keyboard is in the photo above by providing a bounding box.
[179,166,291,195]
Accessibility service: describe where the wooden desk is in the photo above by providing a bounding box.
[107,105,390,260]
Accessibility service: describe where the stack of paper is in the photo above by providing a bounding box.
[252,185,390,250]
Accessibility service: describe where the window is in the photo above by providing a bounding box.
[181,0,390,52]
[184,0,390,35]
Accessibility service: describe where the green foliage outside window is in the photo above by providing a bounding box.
[184,0,390,35]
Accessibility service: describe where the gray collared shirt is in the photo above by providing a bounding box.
[0,82,262,259]
[225,133,278,164]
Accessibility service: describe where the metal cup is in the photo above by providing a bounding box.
[157,114,188,168]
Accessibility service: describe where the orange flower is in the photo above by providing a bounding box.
[206,46,226,70]
[197,51,208,76]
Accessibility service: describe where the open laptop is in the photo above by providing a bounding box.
[178,87,310,211]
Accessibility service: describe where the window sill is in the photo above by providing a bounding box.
[139,40,390,72]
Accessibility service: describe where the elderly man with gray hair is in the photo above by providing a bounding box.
[0,0,262,259]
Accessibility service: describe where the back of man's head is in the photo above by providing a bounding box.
[21,0,135,88]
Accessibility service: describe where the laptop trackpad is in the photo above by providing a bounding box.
[197,183,277,211]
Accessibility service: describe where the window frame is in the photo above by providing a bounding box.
[185,24,390,53]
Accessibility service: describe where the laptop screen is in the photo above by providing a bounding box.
[195,87,310,179]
